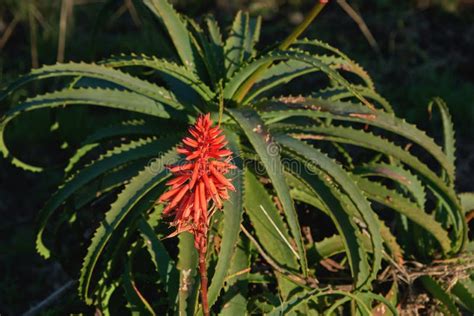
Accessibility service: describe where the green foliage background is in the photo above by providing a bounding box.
[0,0,473,315]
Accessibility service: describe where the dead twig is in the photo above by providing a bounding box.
[29,2,39,68]
[0,15,20,50]
[22,280,76,316]
[337,0,380,53]
[57,0,74,63]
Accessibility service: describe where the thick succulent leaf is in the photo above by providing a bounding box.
[96,281,119,316]
[245,16,261,59]
[0,88,179,171]
[79,149,178,304]
[36,137,177,258]
[292,185,404,265]
[228,108,307,275]
[293,38,375,90]
[71,160,147,211]
[206,131,244,308]
[101,54,214,101]
[354,175,451,253]
[205,16,223,46]
[81,119,182,147]
[65,119,179,175]
[143,0,198,73]
[224,12,260,77]
[123,251,157,315]
[269,123,465,251]
[314,85,393,113]
[219,235,251,316]
[177,232,198,316]
[451,279,474,313]
[138,217,179,305]
[186,19,221,86]
[244,170,301,299]
[0,62,181,108]
[277,135,382,289]
[268,288,373,316]
[285,158,372,290]
[259,98,453,181]
[225,50,373,108]
[245,56,377,105]
[428,97,456,169]
[314,234,346,259]
[353,163,426,208]
[420,275,461,316]
[204,16,225,81]
[459,193,474,214]
[65,143,101,174]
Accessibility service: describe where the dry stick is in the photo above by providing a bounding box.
[125,0,142,27]
[0,15,20,50]
[57,0,73,63]
[109,3,129,24]
[336,0,380,53]
[22,280,76,316]
[29,2,39,68]
[233,0,328,103]
[32,9,51,31]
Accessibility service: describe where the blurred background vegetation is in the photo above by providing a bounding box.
[0,0,473,314]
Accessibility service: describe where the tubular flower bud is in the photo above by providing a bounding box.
[158,114,236,249]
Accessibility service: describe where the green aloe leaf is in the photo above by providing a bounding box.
[277,135,382,289]
[79,149,178,304]
[101,54,214,101]
[451,279,474,313]
[354,175,451,254]
[177,232,198,316]
[219,235,251,316]
[420,275,461,316]
[0,88,179,171]
[36,137,178,258]
[122,247,157,316]
[228,108,308,276]
[138,217,179,306]
[206,131,244,308]
[0,62,181,107]
[260,98,453,181]
[143,0,198,73]
[428,97,456,169]
[244,170,300,299]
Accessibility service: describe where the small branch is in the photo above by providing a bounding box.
[57,0,74,62]
[0,15,20,50]
[22,280,76,316]
[125,0,142,27]
[336,0,380,53]
[279,0,328,51]
[29,2,39,68]
[240,224,318,288]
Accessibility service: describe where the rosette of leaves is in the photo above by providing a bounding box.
[1,0,472,314]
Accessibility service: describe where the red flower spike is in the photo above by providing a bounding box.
[158,114,236,243]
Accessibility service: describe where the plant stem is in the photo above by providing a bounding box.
[233,0,328,104]
[278,0,328,50]
[199,235,210,316]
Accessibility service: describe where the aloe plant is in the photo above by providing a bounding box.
[1,0,473,314]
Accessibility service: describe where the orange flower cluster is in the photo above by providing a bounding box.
[159,114,236,249]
